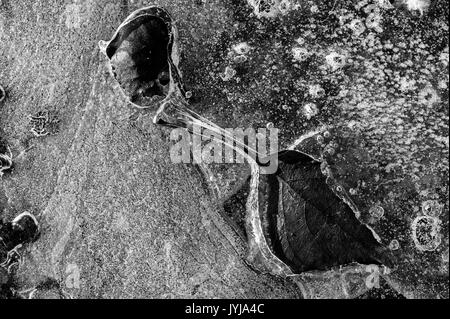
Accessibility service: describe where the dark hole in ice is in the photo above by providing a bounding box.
[158,71,170,86]
[106,15,171,106]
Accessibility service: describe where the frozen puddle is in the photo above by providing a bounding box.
[100,5,397,299]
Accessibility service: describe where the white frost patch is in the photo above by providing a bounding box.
[232,42,252,55]
[302,103,319,120]
[325,51,347,71]
[292,47,310,62]
[308,84,325,98]
[401,0,430,14]
[220,66,237,82]
[310,4,319,13]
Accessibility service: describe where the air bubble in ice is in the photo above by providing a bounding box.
[316,135,325,144]
[349,19,366,36]
[389,240,400,251]
[369,205,385,219]
[411,216,441,252]
[421,200,443,217]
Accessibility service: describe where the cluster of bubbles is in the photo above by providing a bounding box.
[366,200,444,253]
[247,0,301,18]
[221,42,253,83]
[369,205,385,219]
[411,200,443,252]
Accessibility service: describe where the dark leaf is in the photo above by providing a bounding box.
[258,150,393,273]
